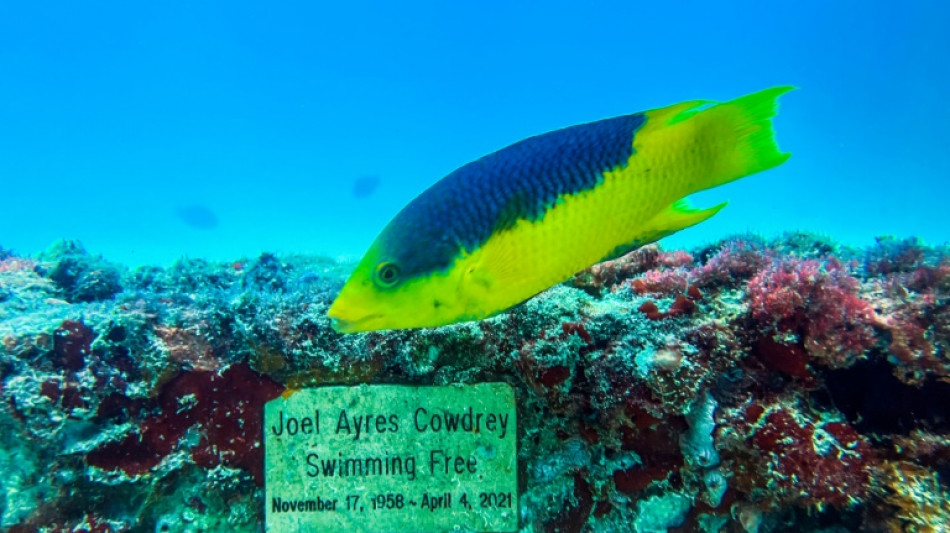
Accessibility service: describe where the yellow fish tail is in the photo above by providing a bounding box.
[671,86,793,193]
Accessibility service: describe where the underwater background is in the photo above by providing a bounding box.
[3,2,950,533]
[1,1,948,264]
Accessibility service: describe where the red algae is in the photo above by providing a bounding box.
[629,269,690,296]
[748,258,876,367]
[538,365,571,387]
[668,294,695,316]
[691,240,770,288]
[746,408,871,507]
[570,245,660,294]
[613,462,677,495]
[637,294,695,320]
[751,336,814,380]
[86,364,284,484]
[561,321,593,344]
[638,300,663,320]
[53,320,94,371]
[657,250,694,268]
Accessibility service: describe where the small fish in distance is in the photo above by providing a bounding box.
[352,175,381,198]
[329,87,793,333]
[175,205,219,230]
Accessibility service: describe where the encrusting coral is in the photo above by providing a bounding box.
[0,234,948,532]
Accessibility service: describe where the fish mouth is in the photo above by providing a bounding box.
[328,311,384,334]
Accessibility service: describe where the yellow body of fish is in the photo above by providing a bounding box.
[329,87,791,332]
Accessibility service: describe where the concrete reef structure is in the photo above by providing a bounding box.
[0,234,948,532]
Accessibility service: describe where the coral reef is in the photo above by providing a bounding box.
[36,240,125,303]
[0,233,949,531]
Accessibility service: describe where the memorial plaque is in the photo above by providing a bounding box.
[264,383,518,532]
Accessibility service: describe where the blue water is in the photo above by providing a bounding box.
[1,1,947,266]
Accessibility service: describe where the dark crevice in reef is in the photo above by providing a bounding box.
[820,357,950,435]
[937,462,950,485]
[771,506,885,533]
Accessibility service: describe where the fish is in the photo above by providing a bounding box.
[328,87,792,333]
[175,205,219,230]
[352,175,381,198]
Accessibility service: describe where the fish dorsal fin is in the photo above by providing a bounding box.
[651,99,712,125]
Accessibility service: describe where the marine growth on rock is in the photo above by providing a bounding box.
[0,234,948,532]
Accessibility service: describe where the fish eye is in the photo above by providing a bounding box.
[374,262,401,288]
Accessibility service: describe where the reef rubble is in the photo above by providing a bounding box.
[0,234,948,532]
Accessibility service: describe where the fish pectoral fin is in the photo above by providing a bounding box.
[455,252,502,312]
[637,199,728,245]
[460,230,536,308]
